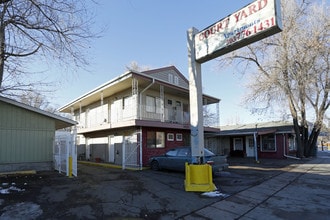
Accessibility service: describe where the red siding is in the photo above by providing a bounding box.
[229,133,292,159]
[258,134,286,159]
[141,127,189,166]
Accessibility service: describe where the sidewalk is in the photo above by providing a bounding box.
[181,151,330,220]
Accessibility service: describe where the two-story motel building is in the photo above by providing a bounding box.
[59,66,222,169]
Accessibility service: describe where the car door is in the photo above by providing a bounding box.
[173,148,191,171]
[161,148,178,170]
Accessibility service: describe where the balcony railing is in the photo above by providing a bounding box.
[76,103,219,129]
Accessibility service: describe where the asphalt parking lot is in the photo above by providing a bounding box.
[0,157,307,219]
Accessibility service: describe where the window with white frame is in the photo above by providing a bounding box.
[261,134,276,152]
[176,133,182,141]
[168,74,173,83]
[288,135,296,151]
[174,76,179,85]
[167,133,174,141]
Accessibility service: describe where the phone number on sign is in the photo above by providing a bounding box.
[225,17,276,45]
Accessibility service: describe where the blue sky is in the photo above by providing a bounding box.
[49,0,272,125]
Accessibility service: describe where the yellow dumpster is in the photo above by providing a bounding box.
[184,162,216,192]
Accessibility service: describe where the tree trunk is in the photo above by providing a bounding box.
[302,125,309,156]
[306,126,321,157]
[0,16,5,88]
[0,32,5,88]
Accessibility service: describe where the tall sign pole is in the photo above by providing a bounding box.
[185,0,282,192]
[187,0,282,164]
[187,27,204,162]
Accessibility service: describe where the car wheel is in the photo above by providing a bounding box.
[151,160,160,171]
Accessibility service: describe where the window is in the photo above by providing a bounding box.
[146,96,155,112]
[248,138,254,148]
[233,138,243,150]
[122,96,130,109]
[167,133,174,141]
[168,74,173,83]
[147,131,165,148]
[176,133,182,141]
[174,76,179,85]
[146,96,162,113]
[167,99,172,105]
[288,135,296,151]
[261,134,276,152]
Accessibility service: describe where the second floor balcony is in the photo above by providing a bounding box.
[75,102,219,133]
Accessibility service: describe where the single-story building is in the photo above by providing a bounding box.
[0,96,76,172]
[219,121,298,159]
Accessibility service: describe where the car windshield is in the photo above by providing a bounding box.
[177,148,190,157]
[204,148,215,156]
[165,149,178,157]
[165,147,215,157]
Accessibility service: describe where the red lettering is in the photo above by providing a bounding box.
[223,18,230,28]
[210,26,215,35]
[204,30,210,38]
[240,10,248,20]
[234,12,240,23]
[216,18,230,31]
[198,17,230,41]
[216,23,222,32]
[258,0,268,10]
[199,33,204,41]
[234,0,269,23]
[248,4,257,14]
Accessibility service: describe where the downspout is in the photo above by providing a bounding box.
[254,124,259,162]
[122,136,126,170]
[254,131,259,162]
[283,134,301,160]
[139,79,155,119]
[139,127,143,170]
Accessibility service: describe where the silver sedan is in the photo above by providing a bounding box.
[148,147,228,173]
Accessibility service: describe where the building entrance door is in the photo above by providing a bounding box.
[246,136,255,157]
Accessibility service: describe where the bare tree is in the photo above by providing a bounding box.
[203,105,219,127]
[126,61,151,72]
[218,0,330,157]
[0,0,97,94]
[19,91,56,112]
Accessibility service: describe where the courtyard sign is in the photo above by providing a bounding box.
[195,0,282,63]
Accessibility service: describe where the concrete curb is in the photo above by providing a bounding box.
[0,170,37,177]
